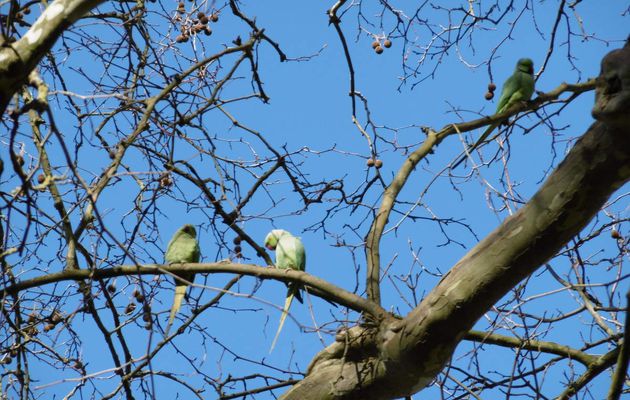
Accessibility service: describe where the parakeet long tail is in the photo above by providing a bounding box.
[165,283,187,335]
[452,121,500,169]
[269,292,295,353]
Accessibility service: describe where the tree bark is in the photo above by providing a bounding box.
[281,42,630,400]
[0,0,106,114]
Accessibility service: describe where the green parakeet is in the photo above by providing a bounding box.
[454,58,535,168]
[264,229,305,352]
[164,224,200,334]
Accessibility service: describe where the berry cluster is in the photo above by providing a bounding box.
[484,82,497,100]
[371,38,392,55]
[174,4,219,43]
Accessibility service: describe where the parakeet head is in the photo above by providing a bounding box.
[179,224,197,237]
[264,229,290,250]
[516,58,534,75]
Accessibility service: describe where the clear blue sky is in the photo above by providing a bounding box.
[4,1,628,398]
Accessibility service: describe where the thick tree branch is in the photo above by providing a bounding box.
[284,42,630,400]
[364,78,596,309]
[464,330,598,367]
[0,0,107,114]
[1,262,388,321]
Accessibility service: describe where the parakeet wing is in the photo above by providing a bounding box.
[453,59,535,168]
[165,225,200,335]
[275,235,305,272]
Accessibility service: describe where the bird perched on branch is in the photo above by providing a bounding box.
[264,229,305,353]
[454,58,536,168]
[164,224,200,335]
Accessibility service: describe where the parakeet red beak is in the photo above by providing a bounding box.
[266,244,274,250]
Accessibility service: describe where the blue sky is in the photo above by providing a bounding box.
[2,1,629,399]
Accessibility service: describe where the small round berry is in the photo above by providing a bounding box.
[611,230,621,239]
[383,39,392,48]
[37,174,45,184]
[484,91,494,100]
[371,40,380,49]
[374,46,383,54]
[374,159,383,169]
[367,158,375,167]
[233,236,242,244]
[488,82,497,92]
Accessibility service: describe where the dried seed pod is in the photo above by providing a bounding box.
[160,175,173,187]
[367,158,375,167]
[200,15,209,24]
[371,40,380,49]
[383,39,392,48]
[44,324,56,332]
[197,11,205,19]
[374,46,383,54]
[125,302,136,314]
[28,312,38,323]
[107,283,116,293]
[16,155,24,166]
[484,91,494,100]
[51,310,63,323]
[233,236,242,245]
[611,229,621,239]
[37,174,45,184]
[374,159,383,169]
[210,13,219,22]
[204,26,212,36]
[234,245,242,253]
[488,82,497,92]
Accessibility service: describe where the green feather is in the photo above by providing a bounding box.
[265,229,306,352]
[165,224,200,335]
[454,58,535,168]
